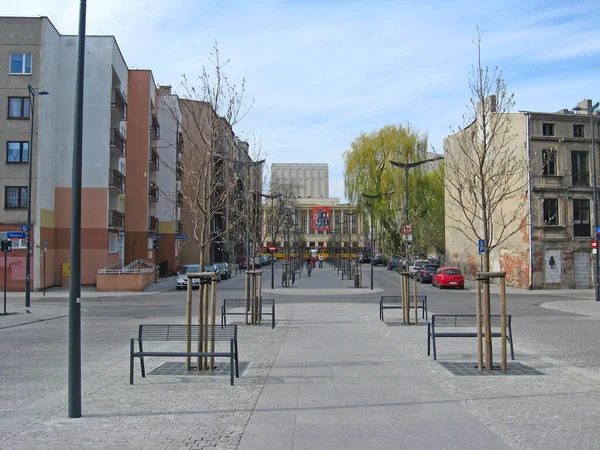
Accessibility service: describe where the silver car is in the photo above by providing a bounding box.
[176,264,201,290]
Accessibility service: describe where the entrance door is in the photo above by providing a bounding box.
[574,252,590,288]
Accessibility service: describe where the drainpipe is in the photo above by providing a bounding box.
[526,113,534,289]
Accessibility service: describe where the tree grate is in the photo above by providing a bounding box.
[439,361,545,376]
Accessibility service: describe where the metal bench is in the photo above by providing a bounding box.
[427,314,515,360]
[221,298,275,329]
[129,324,239,385]
[380,295,428,321]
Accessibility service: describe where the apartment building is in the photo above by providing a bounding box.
[444,98,598,289]
[0,16,129,289]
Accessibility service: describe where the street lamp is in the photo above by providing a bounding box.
[361,191,394,290]
[390,155,444,260]
[573,101,600,302]
[260,193,282,289]
[26,85,49,312]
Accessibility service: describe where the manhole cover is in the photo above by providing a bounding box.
[149,361,249,376]
[438,361,545,376]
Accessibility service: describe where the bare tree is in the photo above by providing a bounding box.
[444,30,528,273]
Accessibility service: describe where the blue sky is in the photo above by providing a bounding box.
[5,0,600,200]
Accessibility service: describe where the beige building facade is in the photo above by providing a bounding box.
[445,99,598,289]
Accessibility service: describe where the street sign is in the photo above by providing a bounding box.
[44,240,47,252]
[147,234,164,239]
[596,227,600,234]
[175,235,190,240]
[478,239,485,254]
[7,232,25,239]
[269,245,276,253]
[21,225,29,233]
[406,234,413,242]
[402,224,413,235]
[593,240,597,250]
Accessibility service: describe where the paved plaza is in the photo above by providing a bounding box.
[1,264,600,449]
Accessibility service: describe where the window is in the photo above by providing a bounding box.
[573,199,591,237]
[571,151,589,185]
[108,233,119,254]
[301,215,307,234]
[9,53,32,75]
[542,149,556,175]
[7,141,29,163]
[5,186,27,209]
[542,123,555,136]
[8,97,30,119]
[543,199,559,225]
[0,232,26,249]
[573,124,585,138]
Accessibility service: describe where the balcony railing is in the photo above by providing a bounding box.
[148,216,159,232]
[574,222,591,237]
[177,191,183,207]
[149,147,159,172]
[110,128,126,156]
[176,163,183,180]
[109,169,126,193]
[108,210,125,230]
[148,183,159,202]
[175,220,182,233]
[176,132,183,154]
[111,88,127,120]
[150,114,160,141]
[572,171,590,186]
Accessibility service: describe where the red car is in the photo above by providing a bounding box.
[432,267,465,289]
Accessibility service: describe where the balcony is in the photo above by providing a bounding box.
[108,210,125,230]
[149,147,159,172]
[176,163,183,180]
[109,169,126,193]
[177,191,183,207]
[148,182,159,203]
[572,171,590,186]
[111,88,127,120]
[110,128,126,157]
[150,114,160,141]
[148,216,159,232]
[175,220,182,233]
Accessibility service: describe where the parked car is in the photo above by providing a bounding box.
[203,264,222,282]
[253,257,263,269]
[417,264,440,283]
[176,264,201,290]
[260,255,271,266]
[409,259,429,278]
[432,267,465,289]
[372,254,388,266]
[387,256,401,271]
[213,262,231,280]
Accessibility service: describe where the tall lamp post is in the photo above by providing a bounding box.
[361,191,394,290]
[25,85,49,312]
[260,193,282,289]
[573,100,600,302]
[390,155,444,259]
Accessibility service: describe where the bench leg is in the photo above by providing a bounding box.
[425,301,428,320]
[432,328,437,360]
[234,339,239,377]
[380,302,384,321]
[427,323,431,356]
[221,306,224,327]
[139,340,146,378]
[508,325,515,360]
[222,308,227,327]
[272,306,275,329]
[130,339,135,385]
[230,340,235,386]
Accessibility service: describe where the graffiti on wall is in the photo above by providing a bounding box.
[544,249,562,284]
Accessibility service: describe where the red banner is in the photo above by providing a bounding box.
[312,207,330,232]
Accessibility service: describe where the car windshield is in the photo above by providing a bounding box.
[179,265,200,274]
[444,269,461,275]
[204,265,215,271]
[424,265,439,271]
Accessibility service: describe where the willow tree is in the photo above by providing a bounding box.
[344,123,439,257]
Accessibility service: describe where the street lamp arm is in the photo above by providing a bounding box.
[389,155,444,169]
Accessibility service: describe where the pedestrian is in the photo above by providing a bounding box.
[311,256,316,269]
[318,254,323,268]
[306,257,312,277]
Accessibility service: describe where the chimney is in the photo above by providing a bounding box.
[158,85,172,95]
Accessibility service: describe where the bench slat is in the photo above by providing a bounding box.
[139,324,237,342]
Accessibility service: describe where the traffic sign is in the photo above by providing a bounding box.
[593,240,597,250]
[478,239,485,254]
[21,225,29,233]
[402,224,413,235]
[44,240,47,252]
[7,232,25,239]
[269,245,276,253]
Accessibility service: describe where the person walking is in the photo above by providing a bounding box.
[306,257,312,277]
[318,254,323,268]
